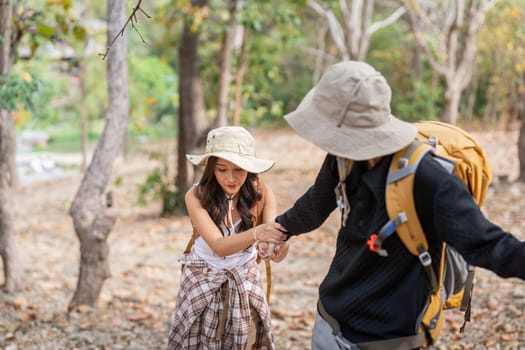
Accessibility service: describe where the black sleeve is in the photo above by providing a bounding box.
[415,156,525,280]
[275,154,339,238]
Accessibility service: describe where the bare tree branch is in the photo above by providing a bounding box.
[308,0,349,60]
[405,4,447,76]
[99,0,151,60]
[309,0,405,61]
[295,44,338,63]
[366,6,406,36]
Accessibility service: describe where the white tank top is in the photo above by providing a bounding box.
[193,219,256,270]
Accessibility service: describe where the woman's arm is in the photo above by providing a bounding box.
[186,186,285,257]
[262,181,278,223]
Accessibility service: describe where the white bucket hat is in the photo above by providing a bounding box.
[186,126,275,173]
[284,60,417,161]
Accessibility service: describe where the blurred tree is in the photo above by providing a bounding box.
[518,72,525,182]
[176,0,209,196]
[1,0,18,188]
[234,1,304,125]
[404,0,497,125]
[306,0,406,62]
[476,1,525,130]
[518,71,525,182]
[0,0,23,293]
[68,0,129,309]
[213,0,240,128]
[367,21,444,122]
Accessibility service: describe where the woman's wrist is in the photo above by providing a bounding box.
[253,225,259,243]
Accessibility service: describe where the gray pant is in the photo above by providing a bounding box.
[311,311,358,350]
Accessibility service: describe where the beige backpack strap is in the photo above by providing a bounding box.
[252,177,272,302]
[181,226,198,273]
[184,226,199,254]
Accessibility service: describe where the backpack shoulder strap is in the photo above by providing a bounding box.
[251,176,266,225]
[252,177,273,302]
[183,226,199,254]
[335,157,354,226]
[385,141,440,292]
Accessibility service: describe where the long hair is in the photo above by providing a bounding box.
[196,157,262,233]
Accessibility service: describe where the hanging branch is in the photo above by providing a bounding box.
[99,0,151,60]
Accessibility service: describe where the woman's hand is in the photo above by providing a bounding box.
[254,223,287,243]
[258,241,289,262]
[271,241,289,262]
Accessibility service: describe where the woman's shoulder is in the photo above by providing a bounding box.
[185,183,199,203]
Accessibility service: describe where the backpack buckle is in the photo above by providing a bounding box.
[334,182,350,227]
[367,214,407,257]
[418,251,432,266]
[428,135,439,148]
[398,157,408,168]
[367,234,388,256]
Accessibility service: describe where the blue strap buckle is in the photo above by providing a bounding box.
[367,213,407,256]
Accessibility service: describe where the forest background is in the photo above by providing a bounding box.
[1,0,525,349]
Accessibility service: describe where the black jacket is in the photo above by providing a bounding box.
[276,153,525,342]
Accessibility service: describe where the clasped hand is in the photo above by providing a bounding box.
[255,223,289,262]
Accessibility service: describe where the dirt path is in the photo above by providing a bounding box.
[1,127,524,350]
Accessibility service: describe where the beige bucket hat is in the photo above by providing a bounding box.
[186,126,275,173]
[284,60,417,161]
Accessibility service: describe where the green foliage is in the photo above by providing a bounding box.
[476,0,525,123]
[16,0,86,60]
[0,74,39,111]
[392,80,443,122]
[233,1,305,125]
[148,0,306,126]
[14,60,84,128]
[11,0,521,143]
[138,151,184,216]
[128,55,178,131]
[367,17,444,122]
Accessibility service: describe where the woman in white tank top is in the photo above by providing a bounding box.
[167,126,289,350]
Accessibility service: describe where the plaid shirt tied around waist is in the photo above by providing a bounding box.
[167,251,274,350]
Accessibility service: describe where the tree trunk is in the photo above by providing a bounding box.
[214,0,238,128]
[464,69,479,127]
[177,0,209,193]
[482,82,497,129]
[441,85,461,125]
[0,0,23,293]
[0,111,23,293]
[68,0,129,309]
[79,59,89,172]
[518,72,525,182]
[405,0,496,126]
[518,121,525,182]
[232,29,246,126]
[0,0,18,188]
[4,113,17,187]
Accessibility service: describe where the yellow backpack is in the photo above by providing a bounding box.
[336,121,493,347]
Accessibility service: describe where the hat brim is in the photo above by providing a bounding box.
[186,151,275,174]
[284,87,418,161]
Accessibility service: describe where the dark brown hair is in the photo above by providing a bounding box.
[196,157,262,233]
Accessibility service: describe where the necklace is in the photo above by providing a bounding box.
[226,194,236,233]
